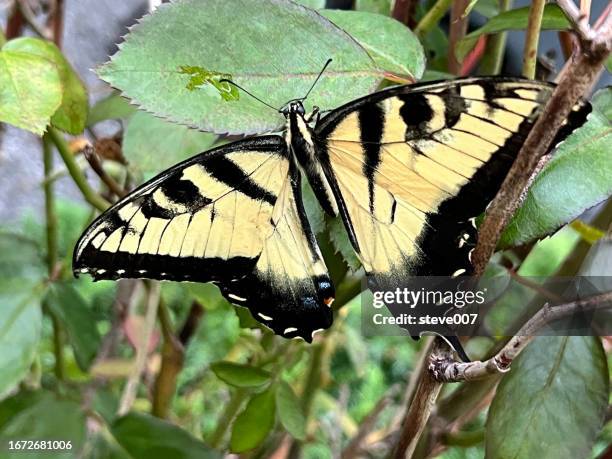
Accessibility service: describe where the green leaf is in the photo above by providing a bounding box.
[88,92,137,126]
[321,10,425,81]
[178,66,239,101]
[328,217,361,272]
[111,412,221,459]
[275,380,306,440]
[230,387,276,453]
[472,0,499,18]
[295,0,325,8]
[0,232,45,280]
[45,282,101,371]
[3,37,88,134]
[500,109,612,248]
[354,0,391,15]
[0,391,87,458]
[0,48,62,135]
[210,361,272,388]
[486,336,609,459]
[0,280,43,400]
[456,4,570,61]
[123,111,217,178]
[592,87,612,122]
[98,0,381,135]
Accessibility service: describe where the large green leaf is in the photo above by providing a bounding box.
[275,380,306,440]
[321,10,425,80]
[0,280,43,400]
[88,92,137,126]
[500,108,612,248]
[456,4,570,61]
[3,37,87,134]
[45,282,101,371]
[592,87,612,122]
[123,111,217,178]
[210,361,271,388]
[230,387,276,453]
[111,412,221,459]
[354,0,391,15]
[0,48,61,135]
[486,336,609,459]
[0,232,44,281]
[0,391,87,458]
[98,0,383,135]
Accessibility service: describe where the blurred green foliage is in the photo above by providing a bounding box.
[0,0,610,458]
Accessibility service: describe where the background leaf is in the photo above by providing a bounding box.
[0,280,43,400]
[486,336,609,459]
[111,412,221,459]
[3,37,88,134]
[123,111,217,179]
[210,362,271,388]
[88,93,137,126]
[98,0,383,135]
[0,391,87,458]
[321,10,425,80]
[230,387,276,453]
[45,282,101,371]
[275,380,306,440]
[500,108,612,248]
[455,4,570,61]
[0,48,62,135]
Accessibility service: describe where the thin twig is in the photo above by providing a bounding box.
[152,301,185,418]
[392,0,418,29]
[42,133,65,382]
[341,385,398,459]
[522,0,546,78]
[82,145,128,198]
[471,6,612,276]
[431,291,612,382]
[5,1,24,40]
[414,0,453,38]
[16,0,51,39]
[117,282,161,416]
[48,127,110,212]
[48,0,64,47]
[392,338,449,459]
[479,0,513,74]
[448,0,470,75]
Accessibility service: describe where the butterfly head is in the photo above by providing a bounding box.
[280,99,306,118]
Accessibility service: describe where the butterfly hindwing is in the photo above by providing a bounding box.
[73,136,333,341]
[314,77,590,284]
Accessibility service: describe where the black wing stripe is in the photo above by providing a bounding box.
[358,103,385,214]
[203,155,276,205]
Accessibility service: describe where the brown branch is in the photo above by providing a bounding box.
[82,144,128,198]
[117,282,161,416]
[471,6,612,276]
[391,338,449,459]
[5,1,24,39]
[152,302,184,418]
[48,0,64,47]
[392,0,418,29]
[431,291,612,382]
[448,0,470,75]
[341,385,398,459]
[17,0,51,39]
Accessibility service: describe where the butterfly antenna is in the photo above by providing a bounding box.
[301,58,332,101]
[219,79,279,111]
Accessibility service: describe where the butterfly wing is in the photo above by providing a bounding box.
[314,77,590,284]
[74,136,333,341]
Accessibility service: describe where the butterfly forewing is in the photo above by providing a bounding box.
[73,136,333,341]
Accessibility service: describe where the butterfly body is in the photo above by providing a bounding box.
[74,77,590,347]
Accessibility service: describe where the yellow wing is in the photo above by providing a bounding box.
[74,136,333,341]
[315,77,590,284]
